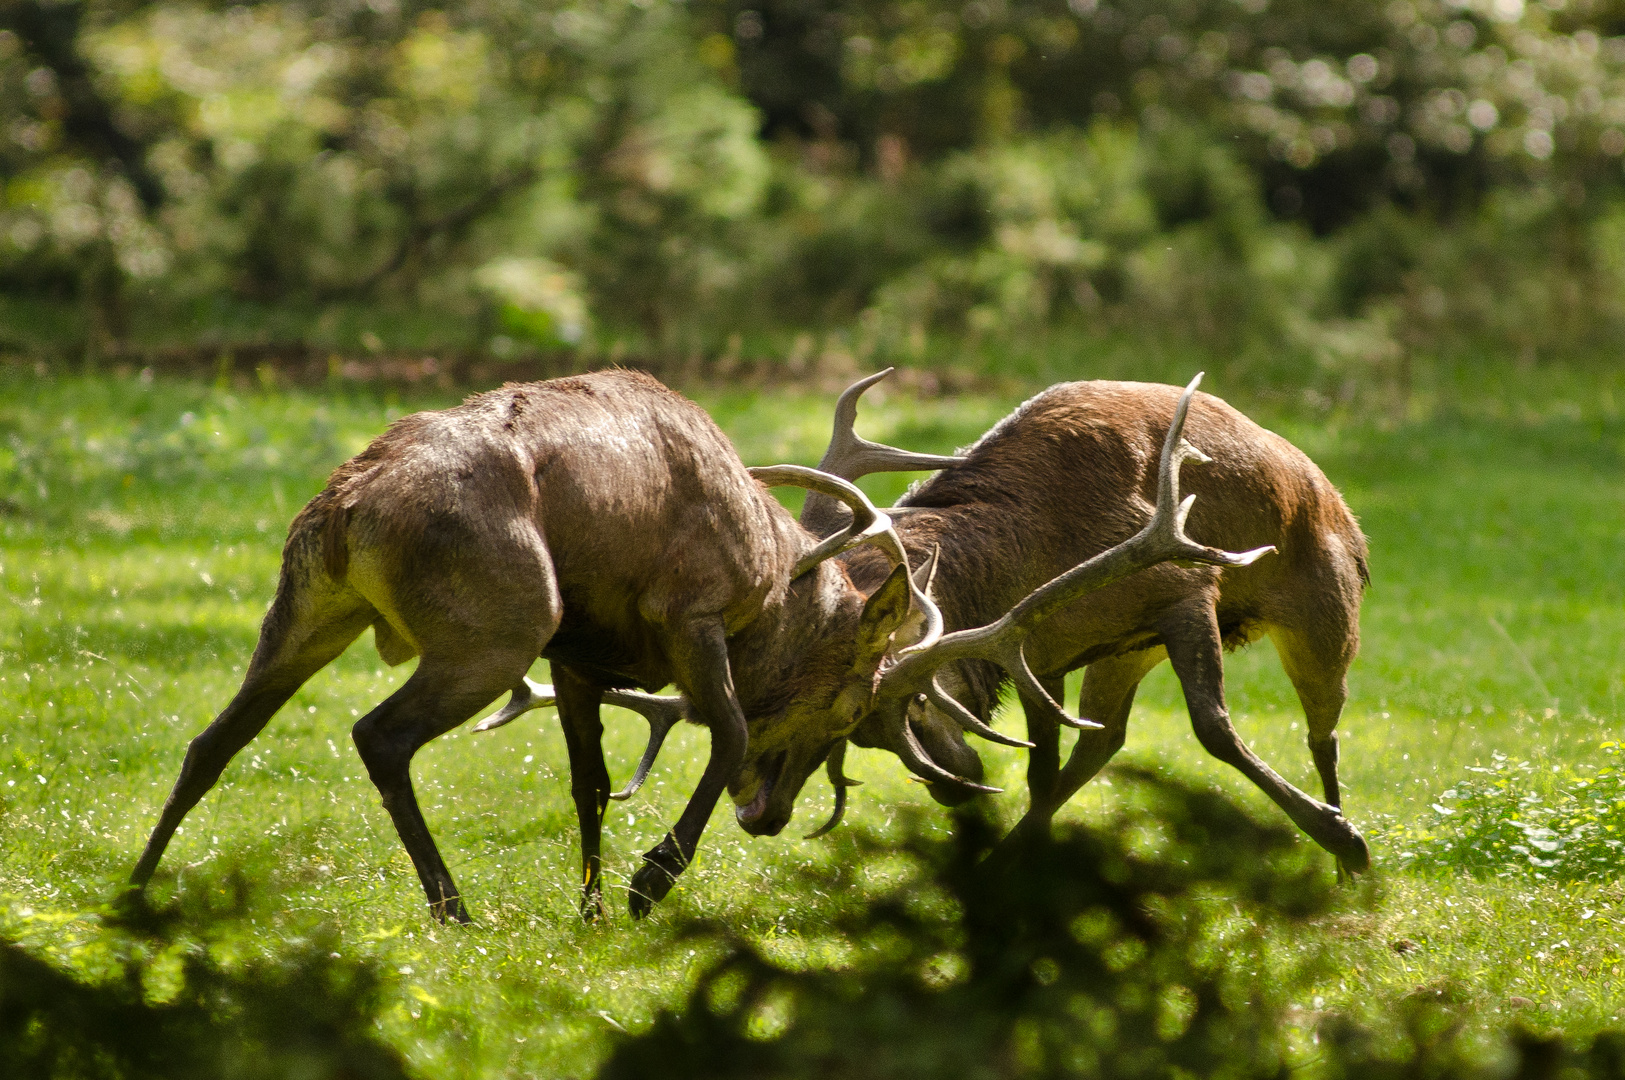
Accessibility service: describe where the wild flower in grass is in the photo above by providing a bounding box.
[1392,743,1625,882]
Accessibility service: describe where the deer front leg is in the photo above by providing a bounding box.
[1000,651,1158,855]
[552,665,612,920]
[628,618,747,918]
[1160,603,1370,875]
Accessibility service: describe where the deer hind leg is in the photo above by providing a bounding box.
[352,644,543,925]
[1269,624,1354,810]
[1161,600,1369,874]
[350,525,561,924]
[551,664,611,920]
[131,582,375,888]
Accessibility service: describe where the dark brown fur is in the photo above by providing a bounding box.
[834,381,1371,869]
[130,370,913,921]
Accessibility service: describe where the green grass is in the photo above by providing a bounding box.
[1,359,1623,1076]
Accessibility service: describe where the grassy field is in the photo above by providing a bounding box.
[1,359,1623,1077]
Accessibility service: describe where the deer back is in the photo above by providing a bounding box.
[844,380,1368,713]
[291,370,811,688]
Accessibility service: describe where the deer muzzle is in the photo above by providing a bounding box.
[734,750,788,835]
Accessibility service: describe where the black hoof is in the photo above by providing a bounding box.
[628,834,685,919]
[1334,822,1371,878]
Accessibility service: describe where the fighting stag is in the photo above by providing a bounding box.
[129,371,938,922]
[784,371,1372,873]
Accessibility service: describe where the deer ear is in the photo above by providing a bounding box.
[891,545,940,649]
[855,562,913,664]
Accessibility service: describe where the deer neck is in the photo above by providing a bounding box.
[842,509,1035,723]
[724,560,861,718]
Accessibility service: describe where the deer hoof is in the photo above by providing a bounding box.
[628,835,685,919]
[580,873,605,921]
[1332,822,1371,877]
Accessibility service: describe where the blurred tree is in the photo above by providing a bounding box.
[4,0,1625,369]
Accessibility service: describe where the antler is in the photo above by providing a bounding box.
[750,465,896,580]
[748,464,943,650]
[818,368,967,478]
[473,678,693,801]
[870,372,1276,786]
[803,739,862,839]
[801,368,966,537]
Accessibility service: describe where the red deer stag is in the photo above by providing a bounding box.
[739,371,1372,875]
[129,370,944,922]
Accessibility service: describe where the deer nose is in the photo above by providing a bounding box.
[734,752,787,834]
[737,810,789,837]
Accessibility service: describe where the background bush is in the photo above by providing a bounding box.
[1391,741,1625,883]
[5,0,1625,377]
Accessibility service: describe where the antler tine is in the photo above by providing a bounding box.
[753,465,946,648]
[819,368,968,480]
[925,677,1035,748]
[472,678,691,800]
[872,533,944,652]
[803,740,864,839]
[473,677,556,732]
[878,373,1276,732]
[751,464,893,578]
[607,690,692,801]
[802,368,966,537]
[881,703,1002,793]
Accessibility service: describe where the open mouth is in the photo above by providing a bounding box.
[735,751,786,831]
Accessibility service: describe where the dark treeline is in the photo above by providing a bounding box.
[3,0,1625,380]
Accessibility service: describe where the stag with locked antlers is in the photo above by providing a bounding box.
[772,369,1372,873]
[131,370,951,921]
[490,373,1365,877]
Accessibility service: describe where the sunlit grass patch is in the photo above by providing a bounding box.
[2,361,1624,1075]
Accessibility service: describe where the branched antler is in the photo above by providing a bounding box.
[801,368,966,537]
[473,679,692,801]
[818,368,967,479]
[749,464,943,650]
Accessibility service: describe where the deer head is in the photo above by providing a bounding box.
[723,466,944,837]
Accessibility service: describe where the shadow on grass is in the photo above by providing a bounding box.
[9,772,1625,1079]
[601,769,1625,1080]
[0,878,411,1080]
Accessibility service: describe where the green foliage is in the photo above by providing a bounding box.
[7,1,1625,363]
[1393,743,1625,883]
[1,886,412,1080]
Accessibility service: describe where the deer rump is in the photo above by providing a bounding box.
[318,375,790,688]
[836,380,1371,871]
